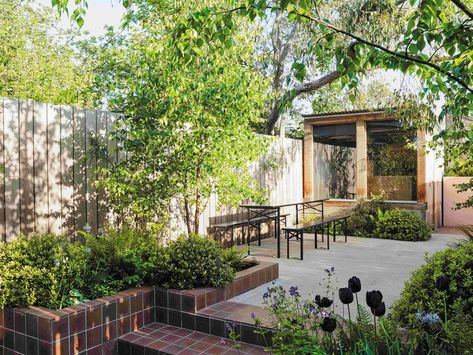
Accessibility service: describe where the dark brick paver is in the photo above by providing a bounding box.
[117,323,267,355]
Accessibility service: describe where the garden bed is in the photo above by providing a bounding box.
[0,261,278,354]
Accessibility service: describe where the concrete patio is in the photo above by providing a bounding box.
[231,232,467,313]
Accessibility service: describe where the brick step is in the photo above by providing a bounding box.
[117,323,267,355]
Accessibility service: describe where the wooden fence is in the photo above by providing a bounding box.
[0,97,303,241]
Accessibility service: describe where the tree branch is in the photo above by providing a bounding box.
[451,0,473,20]
[295,10,473,94]
[293,70,341,96]
[265,70,341,134]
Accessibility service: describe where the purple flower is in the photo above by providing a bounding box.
[251,312,256,320]
[263,292,269,299]
[308,304,316,313]
[331,266,335,272]
[272,303,278,311]
[289,286,299,297]
[225,321,237,332]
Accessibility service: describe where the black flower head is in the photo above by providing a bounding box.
[371,302,386,317]
[435,275,450,292]
[321,317,337,333]
[348,276,361,293]
[315,295,333,308]
[338,287,354,305]
[366,290,383,309]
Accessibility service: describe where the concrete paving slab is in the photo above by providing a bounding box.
[231,233,466,314]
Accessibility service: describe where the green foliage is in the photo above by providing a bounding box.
[222,246,259,272]
[0,234,88,309]
[444,123,473,178]
[82,228,166,299]
[392,241,473,327]
[0,231,242,309]
[372,209,431,241]
[347,199,431,241]
[83,2,270,234]
[392,242,473,353]
[457,225,473,242]
[0,0,95,105]
[163,235,235,289]
[347,199,391,237]
[257,270,409,355]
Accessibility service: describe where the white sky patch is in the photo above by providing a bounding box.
[36,0,125,37]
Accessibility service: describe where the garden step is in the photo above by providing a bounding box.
[117,323,267,355]
[198,301,272,327]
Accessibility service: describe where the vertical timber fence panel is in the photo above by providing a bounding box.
[0,97,303,240]
[3,98,21,240]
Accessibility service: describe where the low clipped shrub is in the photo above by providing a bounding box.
[164,235,235,289]
[82,228,167,299]
[392,242,473,352]
[347,199,391,237]
[0,234,88,309]
[392,242,473,327]
[373,209,431,241]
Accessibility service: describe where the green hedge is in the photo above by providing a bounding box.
[0,231,239,309]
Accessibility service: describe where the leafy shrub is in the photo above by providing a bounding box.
[347,198,390,237]
[164,235,235,289]
[83,228,167,299]
[0,231,239,309]
[372,209,431,241]
[0,234,88,309]
[392,242,473,352]
[222,246,258,272]
[393,242,473,326]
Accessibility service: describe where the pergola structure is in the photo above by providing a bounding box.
[302,110,442,226]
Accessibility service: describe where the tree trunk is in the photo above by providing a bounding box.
[184,195,192,236]
[265,70,341,135]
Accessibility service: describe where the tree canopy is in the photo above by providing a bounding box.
[0,0,94,105]
[82,2,270,233]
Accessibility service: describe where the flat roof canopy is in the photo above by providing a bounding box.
[313,120,405,147]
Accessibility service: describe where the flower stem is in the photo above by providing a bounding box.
[443,293,448,332]
[355,293,360,320]
[373,313,378,354]
[348,304,352,340]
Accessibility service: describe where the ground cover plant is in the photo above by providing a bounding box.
[0,231,248,310]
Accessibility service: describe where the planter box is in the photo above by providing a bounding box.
[0,261,278,355]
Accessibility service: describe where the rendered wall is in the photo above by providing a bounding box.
[443,177,473,226]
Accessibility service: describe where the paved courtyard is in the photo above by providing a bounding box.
[231,232,466,313]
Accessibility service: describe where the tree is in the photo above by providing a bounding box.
[55,0,473,209]
[0,0,94,105]
[52,0,473,119]
[53,1,407,135]
[252,0,407,134]
[82,3,270,234]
